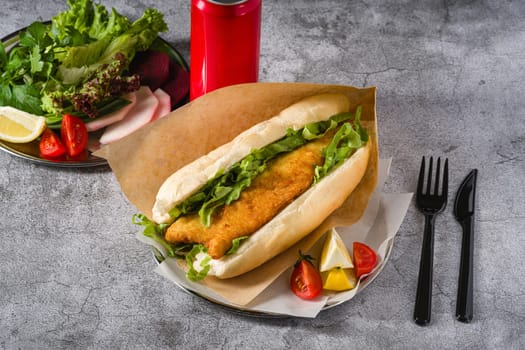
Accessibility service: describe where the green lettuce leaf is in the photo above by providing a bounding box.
[88,6,130,41]
[185,245,211,282]
[226,236,249,255]
[51,0,95,41]
[54,37,112,69]
[132,214,173,255]
[313,106,365,182]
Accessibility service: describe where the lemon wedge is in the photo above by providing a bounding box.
[0,106,46,143]
[319,229,354,272]
[322,267,357,291]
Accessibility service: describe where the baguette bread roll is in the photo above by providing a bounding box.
[152,93,350,224]
[151,93,371,279]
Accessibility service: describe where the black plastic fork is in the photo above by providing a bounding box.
[414,156,448,326]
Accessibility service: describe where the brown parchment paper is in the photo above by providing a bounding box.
[95,82,378,306]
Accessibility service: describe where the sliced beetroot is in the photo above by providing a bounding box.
[130,51,171,91]
[162,61,189,108]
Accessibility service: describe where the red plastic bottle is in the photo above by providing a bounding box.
[190,0,262,100]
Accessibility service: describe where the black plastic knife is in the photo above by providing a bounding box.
[454,169,478,323]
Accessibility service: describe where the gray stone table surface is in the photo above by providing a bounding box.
[1,0,524,349]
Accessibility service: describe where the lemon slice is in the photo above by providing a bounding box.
[0,106,46,143]
[322,267,357,291]
[319,229,354,272]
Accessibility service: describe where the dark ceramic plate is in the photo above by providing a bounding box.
[0,23,188,167]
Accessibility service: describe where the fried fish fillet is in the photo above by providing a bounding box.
[165,133,334,259]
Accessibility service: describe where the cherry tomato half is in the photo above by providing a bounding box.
[39,128,66,159]
[290,253,323,300]
[61,114,88,157]
[353,242,377,278]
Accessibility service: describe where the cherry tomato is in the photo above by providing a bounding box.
[39,128,66,159]
[61,114,88,157]
[353,242,377,278]
[290,252,323,300]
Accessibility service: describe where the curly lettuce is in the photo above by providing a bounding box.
[43,52,140,119]
[54,6,167,82]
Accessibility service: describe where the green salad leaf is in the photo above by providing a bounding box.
[51,0,96,41]
[186,245,211,282]
[54,7,167,82]
[0,21,54,115]
[313,105,366,182]
[0,42,7,66]
[132,214,173,256]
